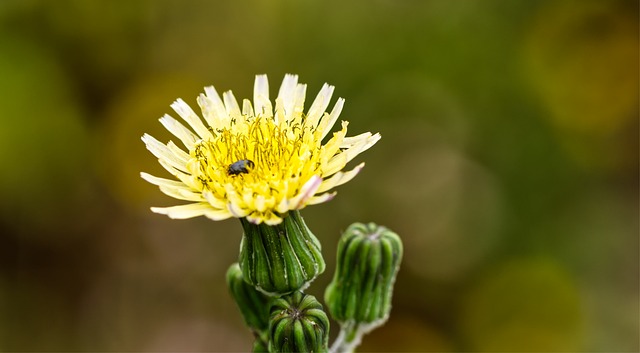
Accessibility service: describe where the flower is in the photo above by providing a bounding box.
[141,74,380,225]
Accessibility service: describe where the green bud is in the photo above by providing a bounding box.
[226,263,270,350]
[268,291,329,353]
[324,223,403,327]
[239,210,325,296]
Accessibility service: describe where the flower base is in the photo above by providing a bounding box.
[239,210,325,296]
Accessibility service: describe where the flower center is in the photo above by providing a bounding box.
[188,116,323,202]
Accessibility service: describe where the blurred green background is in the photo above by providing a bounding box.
[0,0,637,351]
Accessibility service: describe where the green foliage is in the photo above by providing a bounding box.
[232,220,403,352]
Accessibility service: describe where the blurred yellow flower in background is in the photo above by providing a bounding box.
[142,74,380,225]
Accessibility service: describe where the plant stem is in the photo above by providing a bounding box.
[329,322,362,353]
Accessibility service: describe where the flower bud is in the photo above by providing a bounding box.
[226,263,270,349]
[239,210,325,295]
[324,223,402,327]
[268,291,329,353]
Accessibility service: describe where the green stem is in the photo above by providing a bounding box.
[252,331,269,352]
[329,322,361,353]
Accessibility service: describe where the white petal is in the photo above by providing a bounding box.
[140,172,184,188]
[203,208,233,221]
[275,197,289,214]
[319,98,345,140]
[242,99,254,118]
[223,183,250,218]
[327,133,380,176]
[151,203,211,219]
[159,185,205,202]
[245,211,282,225]
[159,114,197,149]
[262,211,283,225]
[199,86,229,127]
[290,83,307,124]
[277,74,299,121]
[317,162,364,193]
[253,74,272,117]
[359,132,381,152]
[274,97,287,125]
[323,153,348,178]
[157,158,199,189]
[319,120,349,166]
[202,190,228,209]
[142,134,189,173]
[323,133,379,176]
[222,90,242,120]
[340,131,378,148]
[289,175,322,209]
[305,83,334,128]
[143,180,202,203]
[166,141,191,164]
[306,192,336,205]
[227,201,250,218]
[171,99,211,139]
[255,195,267,212]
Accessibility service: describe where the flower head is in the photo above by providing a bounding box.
[141,74,380,225]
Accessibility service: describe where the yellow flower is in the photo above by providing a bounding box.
[141,74,380,225]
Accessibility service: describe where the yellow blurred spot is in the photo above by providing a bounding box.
[358,315,454,352]
[524,1,638,135]
[460,259,583,352]
[97,75,204,213]
[523,1,638,172]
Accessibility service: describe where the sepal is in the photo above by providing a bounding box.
[239,210,325,295]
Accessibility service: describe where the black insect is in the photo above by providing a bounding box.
[227,159,255,175]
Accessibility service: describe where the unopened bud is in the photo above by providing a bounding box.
[268,291,330,353]
[324,223,402,327]
[226,263,270,349]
